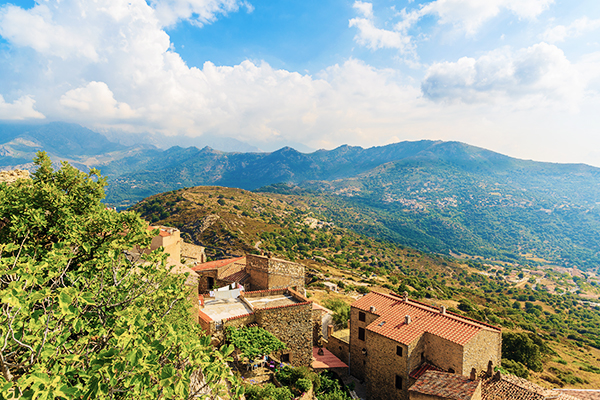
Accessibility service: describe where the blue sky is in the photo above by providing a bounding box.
[1,0,600,165]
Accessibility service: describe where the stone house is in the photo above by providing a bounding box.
[129,225,206,323]
[349,292,502,400]
[199,288,314,366]
[193,254,305,293]
[193,257,248,293]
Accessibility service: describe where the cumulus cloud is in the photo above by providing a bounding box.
[60,82,137,119]
[0,95,45,120]
[420,0,554,34]
[349,0,554,54]
[349,1,414,54]
[421,42,587,109]
[542,17,600,43]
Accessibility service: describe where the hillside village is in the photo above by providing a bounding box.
[149,224,600,400]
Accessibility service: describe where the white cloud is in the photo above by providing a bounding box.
[421,42,587,109]
[0,95,45,120]
[0,4,100,60]
[542,17,600,43]
[348,1,414,55]
[350,0,554,53]
[353,1,373,18]
[150,0,253,28]
[60,81,137,119]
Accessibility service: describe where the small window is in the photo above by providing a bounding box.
[359,312,366,322]
[358,327,365,341]
[448,368,455,374]
[395,375,402,389]
[339,346,342,350]
[396,346,403,356]
[281,354,290,363]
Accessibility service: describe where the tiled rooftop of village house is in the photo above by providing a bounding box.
[191,257,245,272]
[409,371,480,400]
[553,390,600,400]
[481,373,580,400]
[352,292,501,346]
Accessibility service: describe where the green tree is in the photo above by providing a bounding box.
[226,326,286,361]
[0,153,238,399]
[502,332,544,372]
[323,299,350,329]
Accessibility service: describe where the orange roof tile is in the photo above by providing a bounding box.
[352,292,500,346]
[191,257,245,272]
[409,371,480,400]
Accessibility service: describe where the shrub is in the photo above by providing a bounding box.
[296,378,312,393]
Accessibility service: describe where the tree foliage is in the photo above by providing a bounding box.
[502,332,544,372]
[226,326,285,361]
[0,153,237,399]
[323,299,350,329]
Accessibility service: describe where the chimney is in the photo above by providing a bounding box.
[440,306,446,315]
[369,306,376,313]
[402,291,409,302]
[327,325,334,339]
[405,315,411,324]
[487,361,493,377]
[470,368,476,381]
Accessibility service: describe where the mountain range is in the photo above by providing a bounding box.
[2,121,600,271]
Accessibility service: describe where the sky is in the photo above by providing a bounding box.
[0,0,600,165]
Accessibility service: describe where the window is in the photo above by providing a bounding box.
[359,312,366,322]
[395,375,402,389]
[396,346,403,356]
[358,327,365,341]
[281,353,290,363]
[448,368,455,374]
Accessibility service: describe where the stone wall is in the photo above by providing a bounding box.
[423,333,463,374]
[326,334,350,365]
[0,169,29,184]
[255,301,313,367]
[246,254,305,290]
[349,306,379,381]
[312,309,323,346]
[199,310,215,334]
[223,313,256,330]
[462,328,501,376]
[181,242,207,264]
[364,330,410,400]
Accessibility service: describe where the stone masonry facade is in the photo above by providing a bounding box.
[204,288,314,367]
[349,292,501,400]
[246,254,305,290]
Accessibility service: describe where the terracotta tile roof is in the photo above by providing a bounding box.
[191,257,245,272]
[482,373,580,400]
[554,390,600,400]
[312,347,348,369]
[221,270,250,283]
[409,362,443,380]
[352,292,499,346]
[409,371,480,400]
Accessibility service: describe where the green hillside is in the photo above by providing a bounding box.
[131,185,600,388]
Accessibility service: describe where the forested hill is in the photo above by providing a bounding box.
[102,140,600,271]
